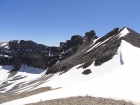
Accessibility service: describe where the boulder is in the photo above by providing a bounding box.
[82,69,92,75]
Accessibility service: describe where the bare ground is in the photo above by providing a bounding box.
[26,96,133,105]
[0,86,134,105]
[0,87,52,104]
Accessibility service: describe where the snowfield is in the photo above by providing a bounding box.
[0,66,14,85]
[0,65,47,93]
[1,40,140,105]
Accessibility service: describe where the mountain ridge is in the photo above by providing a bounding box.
[0,26,140,74]
[1,26,140,105]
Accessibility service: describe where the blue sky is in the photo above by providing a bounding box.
[0,0,140,46]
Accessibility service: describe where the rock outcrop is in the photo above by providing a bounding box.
[0,40,60,69]
[0,30,98,71]
[82,69,92,75]
[1,27,139,75]
[46,27,140,74]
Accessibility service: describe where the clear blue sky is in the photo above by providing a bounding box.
[0,0,140,46]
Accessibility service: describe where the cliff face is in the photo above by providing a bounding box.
[0,30,97,71]
[0,40,58,69]
[1,27,140,105]
[46,27,140,74]
[46,28,121,74]
[1,27,138,75]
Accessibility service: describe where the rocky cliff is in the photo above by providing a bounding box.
[1,27,139,75]
[46,27,140,74]
[0,30,98,72]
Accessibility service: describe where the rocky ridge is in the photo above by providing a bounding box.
[0,27,140,75]
[0,30,98,73]
[0,27,140,74]
[0,27,140,105]
[46,27,140,74]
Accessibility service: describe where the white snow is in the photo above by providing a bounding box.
[89,38,99,47]
[18,40,21,43]
[0,66,14,85]
[0,42,8,47]
[0,42,9,49]
[16,65,45,76]
[55,60,60,64]
[86,37,111,53]
[119,27,129,37]
[0,65,47,92]
[1,40,140,105]
[4,46,9,49]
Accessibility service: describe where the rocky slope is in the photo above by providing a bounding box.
[46,27,140,74]
[0,30,97,71]
[1,26,140,105]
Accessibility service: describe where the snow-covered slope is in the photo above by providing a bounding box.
[1,27,140,105]
[0,66,14,85]
[1,41,140,105]
[0,65,47,93]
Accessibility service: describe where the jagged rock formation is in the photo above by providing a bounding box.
[85,30,97,41]
[0,30,98,71]
[0,27,140,75]
[123,28,140,47]
[1,27,140,105]
[0,40,59,69]
[60,35,83,60]
[46,27,140,74]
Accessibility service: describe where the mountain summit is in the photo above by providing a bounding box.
[0,27,140,105]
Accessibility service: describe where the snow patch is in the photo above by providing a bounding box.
[119,27,129,37]
[0,65,47,92]
[0,66,14,85]
[0,42,8,46]
[86,37,111,53]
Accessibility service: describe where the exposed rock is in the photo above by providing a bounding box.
[46,30,98,74]
[46,27,140,74]
[1,27,140,75]
[85,30,97,41]
[0,40,60,69]
[95,28,120,44]
[82,60,93,69]
[123,27,140,48]
[60,35,83,52]
[82,69,92,75]
[0,34,84,70]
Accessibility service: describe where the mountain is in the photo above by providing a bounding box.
[0,27,140,105]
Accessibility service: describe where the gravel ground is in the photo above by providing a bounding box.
[0,87,52,104]
[26,96,133,105]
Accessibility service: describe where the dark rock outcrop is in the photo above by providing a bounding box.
[0,33,91,70]
[123,28,140,48]
[46,30,98,74]
[95,28,120,44]
[0,40,60,69]
[46,27,140,74]
[85,30,97,41]
[1,27,140,75]
[82,69,92,75]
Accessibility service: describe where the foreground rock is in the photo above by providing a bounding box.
[82,69,92,75]
[26,96,133,105]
